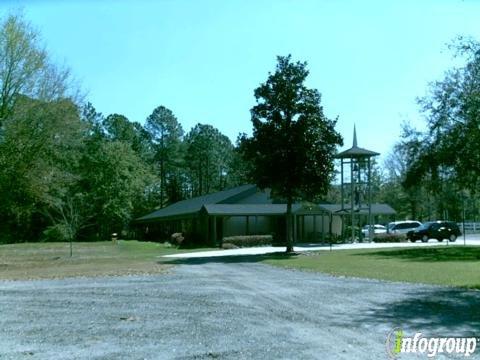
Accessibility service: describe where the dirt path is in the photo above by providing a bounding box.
[0,261,479,359]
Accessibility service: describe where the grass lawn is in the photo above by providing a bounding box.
[0,241,214,280]
[262,246,480,289]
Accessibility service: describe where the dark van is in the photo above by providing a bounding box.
[407,221,461,242]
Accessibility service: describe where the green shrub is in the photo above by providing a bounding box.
[306,231,323,242]
[372,233,406,243]
[170,232,185,246]
[0,232,17,244]
[344,225,362,240]
[324,234,344,244]
[221,243,239,250]
[178,232,210,248]
[271,233,285,246]
[222,235,273,248]
[302,232,343,244]
[42,224,70,242]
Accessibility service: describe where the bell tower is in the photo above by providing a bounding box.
[335,126,380,241]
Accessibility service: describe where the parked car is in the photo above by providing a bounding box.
[387,221,422,235]
[407,221,461,242]
[361,224,387,237]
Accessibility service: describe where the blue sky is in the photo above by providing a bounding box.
[1,0,480,160]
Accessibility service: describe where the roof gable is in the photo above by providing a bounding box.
[318,203,396,215]
[135,184,257,222]
[335,146,380,158]
[135,184,396,222]
[203,203,302,216]
[335,126,380,158]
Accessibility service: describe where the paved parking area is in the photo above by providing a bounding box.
[164,234,480,259]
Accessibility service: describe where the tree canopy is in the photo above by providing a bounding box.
[0,13,74,123]
[383,38,480,222]
[0,12,247,244]
[145,106,184,207]
[185,123,235,196]
[240,55,343,251]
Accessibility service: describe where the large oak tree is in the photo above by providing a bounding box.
[240,55,343,252]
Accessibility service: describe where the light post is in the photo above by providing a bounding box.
[463,192,466,246]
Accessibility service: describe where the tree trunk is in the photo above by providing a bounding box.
[160,157,165,208]
[205,156,210,193]
[198,163,202,195]
[286,200,294,253]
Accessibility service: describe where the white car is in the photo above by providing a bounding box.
[387,221,422,235]
[361,224,387,237]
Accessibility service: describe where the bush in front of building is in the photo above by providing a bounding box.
[371,233,406,243]
[344,225,362,241]
[222,235,273,248]
[176,232,209,248]
[324,234,344,244]
[170,232,185,246]
[221,243,239,250]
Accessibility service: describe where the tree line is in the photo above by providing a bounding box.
[371,38,480,223]
[0,13,248,243]
[1,11,479,246]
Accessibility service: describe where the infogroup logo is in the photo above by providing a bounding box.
[386,328,478,358]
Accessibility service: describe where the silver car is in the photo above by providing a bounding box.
[387,221,422,234]
[361,224,387,237]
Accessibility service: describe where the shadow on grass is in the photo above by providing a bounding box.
[158,252,299,266]
[177,244,216,250]
[356,287,480,333]
[356,246,480,262]
[294,242,333,248]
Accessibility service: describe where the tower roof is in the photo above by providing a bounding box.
[335,125,380,159]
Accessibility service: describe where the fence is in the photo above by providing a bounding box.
[457,222,480,234]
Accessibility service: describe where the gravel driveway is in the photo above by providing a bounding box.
[1,259,479,359]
